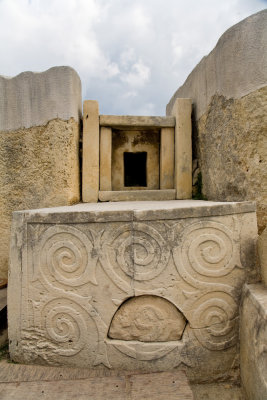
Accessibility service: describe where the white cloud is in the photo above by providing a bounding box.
[0,0,266,115]
[121,60,151,88]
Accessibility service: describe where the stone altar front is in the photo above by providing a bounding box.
[8,200,258,381]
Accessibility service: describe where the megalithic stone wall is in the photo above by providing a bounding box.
[166,10,267,234]
[0,66,82,279]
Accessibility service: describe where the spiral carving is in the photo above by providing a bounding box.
[39,225,95,287]
[42,298,87,356]
[107,222,170,281]
[178,221,236,278]
[191,292,237,350]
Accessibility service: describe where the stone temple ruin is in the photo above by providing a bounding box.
[0,9,266,400]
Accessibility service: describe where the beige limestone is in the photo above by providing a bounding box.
[82,100,99,203]
[240,284,267,400]
[0,66,82,131]
[111,130,160,190]
[258,227,267,286]
[167,10,267,119]
[160,128,174,189]
[0,119,80,279]
[0,66,82,279]
[100,115,175,129]
[170,99,192,199]
[196,88,267,232]
[98,189,176,202]
[109,295,186,342]
[166,10,267,232]
[8,200,258,382]
[100,127,112,191]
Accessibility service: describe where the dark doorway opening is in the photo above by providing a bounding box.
[124,152,147,187]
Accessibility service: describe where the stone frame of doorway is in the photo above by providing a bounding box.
[82,99,192,203]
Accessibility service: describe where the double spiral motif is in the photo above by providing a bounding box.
[191,292,237,350]
[178,221,236,278]
[42,298,87,356]
[39,225,94,287]
[108,222,170,281]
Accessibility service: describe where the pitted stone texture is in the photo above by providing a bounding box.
[240,284,267,400]
[0,66,82,131]
[8,200,258,382]
[166,10,267,233]
[0,66,81,279]
[0,118,80,279]
[196,89,267,233]
[109,295,186,342]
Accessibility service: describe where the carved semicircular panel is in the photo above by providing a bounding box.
[108,295,187,342]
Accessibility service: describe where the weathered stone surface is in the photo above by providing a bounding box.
[109,295,186,342]
[0,66,82,131]
[240,284,267,400]
[258,226,267,286]
[8,200,258,381]
[169,99,192,199]
[100,115,175,128]
[167,10,267,119]
[100,127,112,191]
[0,120,80,279]
[99,189,176,202]
[82,100,99,203]
[160,128,174,189]
[166,10,267,232]
[0,67,81,279]
[196,89,267,233]
[112,129,160,190]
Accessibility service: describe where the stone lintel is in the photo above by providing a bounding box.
[100,115,175,129]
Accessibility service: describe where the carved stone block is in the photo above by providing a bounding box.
[8,200,258,381]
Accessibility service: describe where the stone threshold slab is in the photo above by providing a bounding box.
[14,200,256,224]
[0,364,194,400]
[99,189,176,202]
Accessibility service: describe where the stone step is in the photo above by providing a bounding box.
[0,363,194,399]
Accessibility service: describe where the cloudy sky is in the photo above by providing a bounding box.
[0,0,266,115]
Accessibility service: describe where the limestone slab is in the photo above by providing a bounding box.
[82,100,99,202]
[166,10,267,233]
[0,368,193,400]
[8,200,258,381]
[100,115,175,129]
[160,128,174,189]
[258,226,267,286]
[0,66,82,131]
[240,284,267,400]
[166,10,267,119]
[99,190,176,202]
[170,98,192,199]
[0,67,82,279]
[100,127,112,191]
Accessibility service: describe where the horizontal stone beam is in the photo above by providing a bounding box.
[99,115,175,129]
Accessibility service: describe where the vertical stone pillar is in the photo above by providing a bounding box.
[258,227,267,286]
[171,98,192,199]
[100,127,112,191]
[82,100,99,202]
[160,127,174,189]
